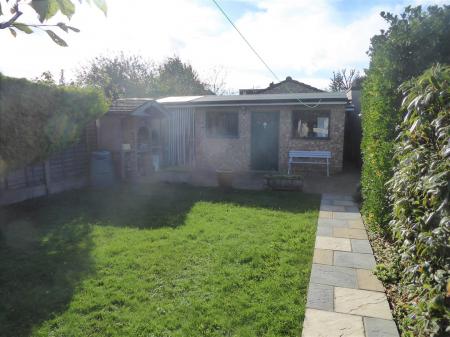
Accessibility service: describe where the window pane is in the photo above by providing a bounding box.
[292,111,330,139]
[206,111,238,137]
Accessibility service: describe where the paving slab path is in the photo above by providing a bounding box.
[302,193,399,337]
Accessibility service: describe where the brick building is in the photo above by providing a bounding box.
[98,78,349,179]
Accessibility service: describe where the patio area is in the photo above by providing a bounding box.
[147,165,361,195]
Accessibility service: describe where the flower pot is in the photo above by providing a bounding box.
[216,170,234,189]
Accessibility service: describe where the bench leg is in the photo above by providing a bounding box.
[327,158,329,177]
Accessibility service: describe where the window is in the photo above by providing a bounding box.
[292,111,330,139]
[206,111,239,138]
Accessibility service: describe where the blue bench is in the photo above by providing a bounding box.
[288,150,332,176]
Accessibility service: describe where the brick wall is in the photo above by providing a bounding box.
[195,107,251,172]
[279,105,345,174]
[194,104,346,174]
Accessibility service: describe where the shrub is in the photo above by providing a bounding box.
[361,5,450,230]
[388,64,449,337]
[0,74,108,174]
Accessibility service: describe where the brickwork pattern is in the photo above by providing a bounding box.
[195,107,251,171]
[194,105,346,173]
[278,107,345,173]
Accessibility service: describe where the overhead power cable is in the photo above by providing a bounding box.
[210,0,322,108]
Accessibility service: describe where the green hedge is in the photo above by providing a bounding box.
[388,64,449,337]
[361,5,450,229]
[0,74,108,174]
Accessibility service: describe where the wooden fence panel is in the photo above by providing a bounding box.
[0,124,98,205]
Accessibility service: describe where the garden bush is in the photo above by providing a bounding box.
[0,74,108,174]
[388,64,449,337]
[361,5,450,229]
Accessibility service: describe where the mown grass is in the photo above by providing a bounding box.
[0,184,320,337]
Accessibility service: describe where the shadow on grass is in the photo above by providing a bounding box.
[0,183,320,336]
[0,216,93,337]
[82,182,320,228]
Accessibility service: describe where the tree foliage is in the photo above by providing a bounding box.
[329,69,360,92]
[76,53,157,100]
[387,64,449,337]
[157,56,212,97]
[0,74,108,174]
[0,0,107,46]
[361,5,450,228]
[76,54,212,100]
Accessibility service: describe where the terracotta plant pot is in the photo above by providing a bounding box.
[216,170,234,189]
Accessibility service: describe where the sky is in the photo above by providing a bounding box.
[0,0,447,92]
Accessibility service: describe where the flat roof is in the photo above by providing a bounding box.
[157,92,348,107]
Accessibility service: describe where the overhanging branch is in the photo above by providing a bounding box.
[0,10,23,30]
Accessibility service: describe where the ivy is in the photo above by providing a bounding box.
[0,74,108,175]
[388,64,449,337]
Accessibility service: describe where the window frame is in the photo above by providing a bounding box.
[291,110,331,140]
[205,110,239,139]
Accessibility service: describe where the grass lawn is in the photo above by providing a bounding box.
[0,184,320,337]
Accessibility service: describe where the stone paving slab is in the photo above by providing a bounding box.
[315,236,351,251]
[332,199,358,207]
[302,309,365,337]
[334,251,376,270]
[364,317,400,337]
[310,264,358,288]
[334,287,393,320]
[303,193,399,337]
[320,204,346,212]
[317,218,348,227]
[357,269,385,292]
[322,193,354,201]
[313,249,333,265]
[306,283,334,311]
[333,211,361,220]
[348,218,365,229]
[351,239,373,254]
[316,225,333,236]
[318,210,332,219]
[333,227,368,239]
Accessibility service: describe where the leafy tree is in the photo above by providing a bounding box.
[329,69,360,92]
[33,70,56,85]
[360,5,450,228]
[0,0,107,46]
[76,54,212,100]
[157,56,212,96]
[76,53,157,100]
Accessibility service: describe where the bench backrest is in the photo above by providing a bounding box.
[288,150,331,158]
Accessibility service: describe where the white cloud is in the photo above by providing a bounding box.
[0,0,442,92]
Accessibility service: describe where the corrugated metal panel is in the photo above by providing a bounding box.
[162,107,195,168]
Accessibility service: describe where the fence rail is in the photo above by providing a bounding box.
[0,124,96,206]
